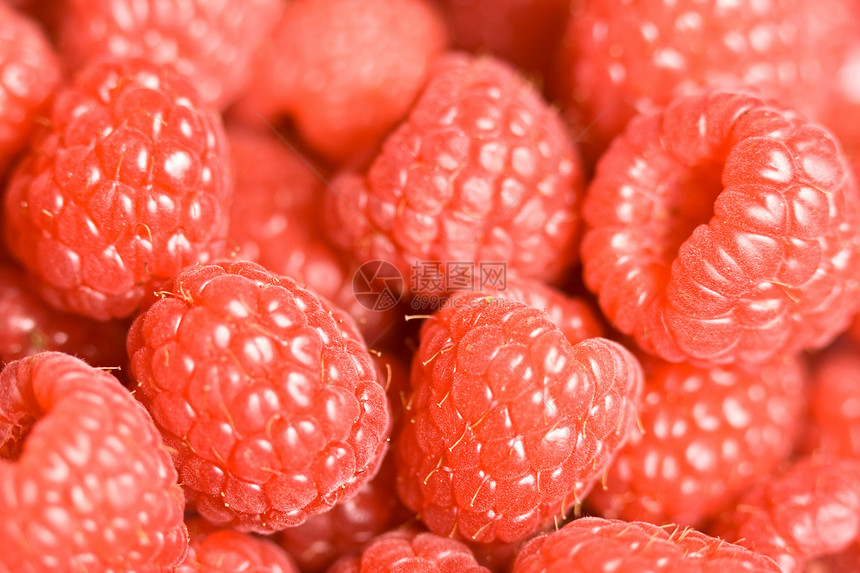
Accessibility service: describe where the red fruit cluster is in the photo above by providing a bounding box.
[3,1,860,571]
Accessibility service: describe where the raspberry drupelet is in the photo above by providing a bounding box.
[581,90,860,365]
[127,260,391,534]
[4,57,233,321]
[176,518,298,573]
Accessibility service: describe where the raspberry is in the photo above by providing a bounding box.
[277,454,412,573]
[56,0,283,109]
[0,258,128,366]
[4,57,233,321]
[556,0,858,158]
[0,352,187,571]
[802,344,860,458]
[713,455,860,572]
[326,53,585,290]
[0,3,60,176]
[327,528,491,573]
[586,353,805,527]
[177,518,298,573]
[513,517,781,572]
[395,292,643,543]
[232,0,447,163]
[581,90,860,364]
[127,260,391,533]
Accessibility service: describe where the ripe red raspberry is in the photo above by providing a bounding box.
[586,353,805,527]
[555,0,858,158]
[232,0,447,163]
[127,260,391,533]
[581,90,860,365]
[713,455,860,572]
[802,345,860,458]
[0,352,187,571]
[513,517,781,572]
[177,518,298,573]
[0,258,128,366]
[277,454,412,573]
[395,292,643,543]
[4,58,233,321]
[326,53,585,290]
[56,0,283,109]
[0,3,60,176]
[327,528,491,573]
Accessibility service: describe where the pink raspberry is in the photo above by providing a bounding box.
[802,344,860,458]
[0,3,60,176]
[4,58,233,321]
[581,90,860,364]
[587,353,806,527]
[713,455,860,572]
[513,517,781,572]
[395,292,643,543]
[127,260,391,533]
[232,0,447,163]
[327,528,491,573]
[56,0,283,108]
[0,352,187,571]
[326,53,585,291]
[177,518,298,573]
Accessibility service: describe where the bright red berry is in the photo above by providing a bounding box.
[326,53,585,290]
[587,353,806,527]
[713,455,860,572]
[127,260,391,533]
[802,344,860,459]
[555,0,858,158]
[513,517,781,572]
[581,90,860,365]
[395,292,643,543]
[0,352,187,571]
[177,518,298,573]
[232,0,447,163]
[0,3,60,176]
[327,528,492,573]
[4,57,233,321]
[56,0,283,109]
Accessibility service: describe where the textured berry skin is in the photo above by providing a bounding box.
[802,345,860,458]
[177,518,298,573]
[127,260,391,533]
[395,292,643,543]
[713,456,860,572]
[57,0,283,109]
[232,0,447,163]
[581,90,860,365]
[0,3,60,176]
[556,0,858,157]
[327,528,491,573]
[0,352,187,571]
[4,58,233,321]
[0,259,129,366]
[513,517,781,573]
[326,53,585,288]
[277,454,413,573]
[587,353,805,527]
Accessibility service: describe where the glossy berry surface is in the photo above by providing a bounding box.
[57,0,283,108]
[513,516,781,572]
[395,293,643,543]
[327,528,491,573]
[326,52,585,288]
[587,353,805,527]
[803,345,860,459]
[581,90,860,364]
[127,260,390,533]
[0,3,60,176]
[176,518,298,573]
[0,352,187,572]
[4,58,233,321]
